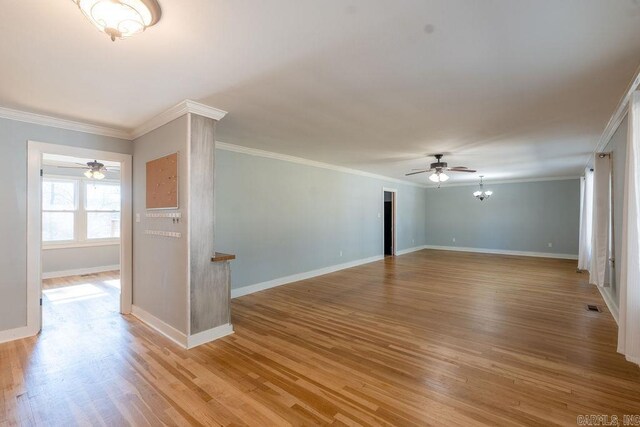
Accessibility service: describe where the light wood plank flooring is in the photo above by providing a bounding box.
[2,251,640,426]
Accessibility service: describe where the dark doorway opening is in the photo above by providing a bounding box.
[384,191,395,256]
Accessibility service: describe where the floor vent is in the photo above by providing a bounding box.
[586,304,602,312]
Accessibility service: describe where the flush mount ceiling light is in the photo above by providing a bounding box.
[72,0,162,41]
[473,176,493,201]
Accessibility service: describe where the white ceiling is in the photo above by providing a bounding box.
[3,1,640,183]
[42,154,120,169]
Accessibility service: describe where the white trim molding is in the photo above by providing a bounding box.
[0,326,38,345]
[131,100,227,139]
[423,245,578,260]
[597,287,620,325]
[131,305,187,348]
[42,265,120,280]
[216,141,426,188]
[594,64,640,156]
[187,324,234,349]
[424,175,581,189]
[0,100,227,141]
[396,245,428,256]
[231,255,384,299]
[0,105,130,139]
[43,241,120,250]
[131,305,234,349]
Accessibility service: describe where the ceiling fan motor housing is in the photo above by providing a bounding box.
[430,160,447,170]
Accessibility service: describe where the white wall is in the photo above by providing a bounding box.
[602,114,628,307]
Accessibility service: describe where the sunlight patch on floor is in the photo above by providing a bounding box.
[43,283,107,304]
[102,279,121,289]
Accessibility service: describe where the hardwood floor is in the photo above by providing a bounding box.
[2,251,640,426]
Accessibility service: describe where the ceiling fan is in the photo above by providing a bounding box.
[55,160,116,180]
[405,154,476,183]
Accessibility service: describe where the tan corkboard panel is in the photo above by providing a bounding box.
[146,153,178,209]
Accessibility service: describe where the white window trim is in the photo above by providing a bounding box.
[42,174,121,249]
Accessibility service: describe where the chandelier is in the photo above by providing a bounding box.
[72,0,162,41]
[473,176,493,201]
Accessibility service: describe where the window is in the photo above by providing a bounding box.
[42,177,120,246]
[86,182,120,239]
[42,179,77,242]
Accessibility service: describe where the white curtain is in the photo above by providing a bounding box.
[578,168,593,271]
[618,91,640,364]
[589,154,611,287]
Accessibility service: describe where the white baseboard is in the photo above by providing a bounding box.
[131,305,188,348]
[42,264,120,279]
[0,325,38,345]
[187,324,234,349]
[596,286,620,325]
[423,245,578,260]
[231,254,385,298]
[131,305,234,349]
[396,245,427,255]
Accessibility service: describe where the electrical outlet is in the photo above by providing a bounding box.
[412,238,415,244]
[548,242,553,248]
[339,250,343,257]
[452,237,456,243]
[135,213,140,223]
[378,212,381,218]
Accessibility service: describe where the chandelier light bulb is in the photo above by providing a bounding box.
[473,176,492,201]
[84,170,93,179]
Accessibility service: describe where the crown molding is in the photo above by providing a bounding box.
[130,100,227,140]
[0,100,228,141]
[0,105,130,140]
[423,175,580,189]
[215,141,428,188]
[591,63,640,161]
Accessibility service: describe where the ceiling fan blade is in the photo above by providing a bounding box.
[55,166,88,169]
[448,168,476,173]
[405,170,428,176]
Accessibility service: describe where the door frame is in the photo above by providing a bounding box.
[27,141,133,335]
[382,187,397,256]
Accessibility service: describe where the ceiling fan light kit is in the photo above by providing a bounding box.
[428,172,449,183]
[57,160,110,180]
[72,0,162,41]
[406,154,476,186]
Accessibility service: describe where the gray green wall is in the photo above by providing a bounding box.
[0,117,131,331]
[215,149,428,290]
[602,114,628,308]
[42,245,119,276]
[424,179,580,256]
[132,116,189,333]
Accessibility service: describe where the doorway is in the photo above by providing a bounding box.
[40,154,123,330]
[27,141,132,337]
[383,189,396,256]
